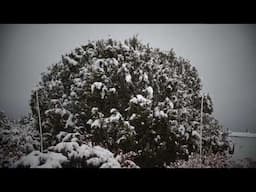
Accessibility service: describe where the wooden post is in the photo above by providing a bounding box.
[200,94,204,168]
[36,89,43,153]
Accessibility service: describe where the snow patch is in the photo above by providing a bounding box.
[63,56,78,66]
[91,82,107,99]
[125,73,132,83]
[145,86,153,99]
[14,151,68,168]
[91,119,101,129]
[130,94,152,107]
[192,130,201,139]
[154,107,168,119]
[109,88,116,94]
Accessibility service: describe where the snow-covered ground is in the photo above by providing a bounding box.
[230,133,256,161]
[230,131,256,138]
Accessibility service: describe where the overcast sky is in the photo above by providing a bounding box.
[0,24,255,132]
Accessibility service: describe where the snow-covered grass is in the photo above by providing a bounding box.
[230,131,256,138]
[230,136,256,162]
[167,153,229,168]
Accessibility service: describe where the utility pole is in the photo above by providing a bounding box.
[36,89,43,153]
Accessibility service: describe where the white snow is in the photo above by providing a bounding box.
[79,67,88,77]
[105,45,113,50]
[14,151,68,168]
[125,73,132,83]
[91,107,99,115]
[130,97,138,105]
[86,157,102,167]
[73,78,83,87]
[192,130,201,140]
[129,113,137,121]
[101,86,107,99]
[100,160,121,168]
[37,152,68,168]
[122,44,130,51]
[116,135,126,144]
[53,142,79,154]
[130,94,152,107]
[87,48,96,57]
[91,82,107,99]
[93,146,114,160]
[145,86,153,99]
[62,133,73,142]
[50,99,59,105]
[50,142,121,168]
[110,108,117,114]
[72,52,83,60]
[14,151,41,168]
[77,144,92,159]
[45,108,63,116]
[56,131,68,142]
[154,107,168,119]
[92,59,105,73]
[91,82,103,93]
[109,109,122,123]
[70,91,77,97]
[48,80,60,90]
[62,99,69,107]
[55,108,63,115]
[143,73,149,83]
[63,56,78,66]
[154,135,161,142]
[91,119,101,129]
[86,119,93,125]
[178,125,185,135]
[230,132,256,138]
[134,50,141,58]
[165,97,174,109]
[109,87,116,94]
[112,58,119,66]
[70,145,121,168]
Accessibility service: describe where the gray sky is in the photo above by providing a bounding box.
[0,24,256,132]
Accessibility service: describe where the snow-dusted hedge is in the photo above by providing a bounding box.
[29,36,233,167]
[48,141,121,168]
[14,143,121,168]
[14,130,139,168]
[14,151,68,168]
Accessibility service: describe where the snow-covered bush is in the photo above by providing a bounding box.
[14,150,68,168]
[29,36,232,167]
[0,111,40,167]
[14,131,121,168]
[50,142,121,168]
[14,143,121,168]
[48,132,121,168]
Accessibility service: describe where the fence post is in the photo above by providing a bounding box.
[200,94,204,168]
[36,89,43,153]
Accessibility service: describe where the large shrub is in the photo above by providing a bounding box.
[30,36,233,167]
